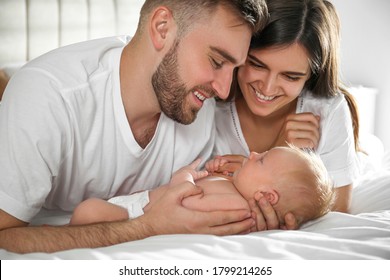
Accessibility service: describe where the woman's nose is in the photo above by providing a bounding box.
[260,73,277,95]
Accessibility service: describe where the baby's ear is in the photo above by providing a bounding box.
[254,188,279,205]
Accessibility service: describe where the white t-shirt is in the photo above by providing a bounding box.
[214,90,359,187]
[0,36,215,222]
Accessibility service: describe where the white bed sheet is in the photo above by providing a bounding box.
[1,152,390,260]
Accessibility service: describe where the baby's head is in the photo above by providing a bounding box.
[233,145,335,227]
[273,146,335,226]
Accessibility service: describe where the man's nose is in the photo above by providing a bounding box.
[211,68,234,100]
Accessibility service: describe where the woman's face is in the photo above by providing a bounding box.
[237,43,311,117]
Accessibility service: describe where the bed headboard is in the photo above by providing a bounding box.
[0,0,144,65]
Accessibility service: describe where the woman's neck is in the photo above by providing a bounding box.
[235,96,297,153]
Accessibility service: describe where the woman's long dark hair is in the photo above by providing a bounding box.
[237,0,361,151]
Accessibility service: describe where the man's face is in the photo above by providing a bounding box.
[152,5,252,124]
[152,40,203,125]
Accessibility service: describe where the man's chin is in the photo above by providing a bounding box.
[177,114,197,125]
[162,104,199,125]
[175,110,198,125]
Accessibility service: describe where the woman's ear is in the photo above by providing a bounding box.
[255,189,279,205]
[149,7,174,50]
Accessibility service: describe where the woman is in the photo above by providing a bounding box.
[213,0,360,216]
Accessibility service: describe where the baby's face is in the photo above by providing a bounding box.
[233,147,304,201]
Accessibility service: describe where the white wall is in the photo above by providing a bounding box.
[0,0,144,64]
[331,0,390,150]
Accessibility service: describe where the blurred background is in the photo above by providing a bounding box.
[0,0,389,151]
[332,0,390,151]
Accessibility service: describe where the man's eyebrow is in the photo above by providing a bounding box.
[210,46,238,64]
[248,54,308,76]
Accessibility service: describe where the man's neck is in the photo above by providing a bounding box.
[131,113,161,148]
[119,42,162,148]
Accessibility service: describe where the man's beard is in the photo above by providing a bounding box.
[151,40,199,125]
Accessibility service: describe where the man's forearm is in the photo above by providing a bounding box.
[0,219,152,254]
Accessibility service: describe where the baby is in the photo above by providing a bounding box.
[70,146,335,229]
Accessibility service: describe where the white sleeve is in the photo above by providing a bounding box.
[317,96,360,187]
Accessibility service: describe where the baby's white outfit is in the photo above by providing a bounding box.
[108,191,150,219]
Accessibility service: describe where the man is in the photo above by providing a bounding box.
[0,0,281,254]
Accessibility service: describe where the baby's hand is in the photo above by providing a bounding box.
[205,156,229,173]
[206,154,244,176]
[170,159,208,186]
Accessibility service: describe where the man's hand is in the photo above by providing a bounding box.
[141,181,255,236]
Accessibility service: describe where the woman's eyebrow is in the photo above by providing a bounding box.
[283,70,308,76]
[248,54,266,65]
[248,54,308,76]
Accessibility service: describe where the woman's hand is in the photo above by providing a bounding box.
[274,113,321,149]
[248,196,298,231]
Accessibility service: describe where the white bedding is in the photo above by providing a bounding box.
[1,150,390,260]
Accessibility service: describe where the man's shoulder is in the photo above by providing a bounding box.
[19,36,128,89]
